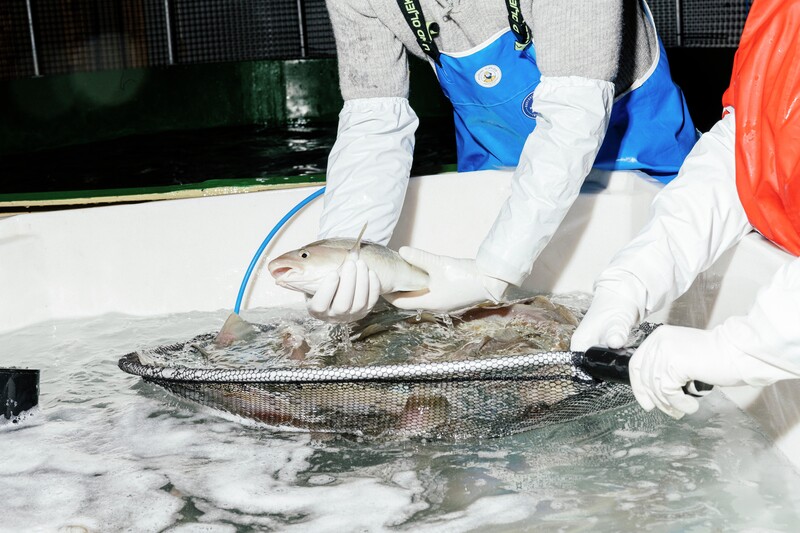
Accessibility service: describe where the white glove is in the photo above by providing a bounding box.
[306,258,381,323]
[632,256,800,419]
[477,76,614,285]
[317,97,418,245]
[594,110,751,317]
[630,323,800,420]
[570,283,645,352]
[384,247,509,313]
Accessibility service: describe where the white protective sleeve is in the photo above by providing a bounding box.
[317,97,418,244]
[594,110,752,316]
[719,256,800,376]
[476,76,614,286]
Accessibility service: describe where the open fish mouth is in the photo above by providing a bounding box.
[270,266,293,278]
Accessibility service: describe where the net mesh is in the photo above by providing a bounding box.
[171,0,301,64]
[0,0,36,79]
[679,0,749,47]
[118,323,657,440]
[2,0,751,80]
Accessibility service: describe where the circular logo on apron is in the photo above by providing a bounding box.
[474,65,502,88]
[521,90,537,119]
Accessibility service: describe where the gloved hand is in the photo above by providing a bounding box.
[570,283,644,352]
[306,258,381,323]
[630,323,800,419]
[384,247,509,313]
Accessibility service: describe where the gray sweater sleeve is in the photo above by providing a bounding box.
[327,0,656,101]
[528,0,623,82]
[325,0,410,100]
[527,0,656,93]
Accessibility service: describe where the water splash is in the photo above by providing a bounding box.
[331,323,353,353]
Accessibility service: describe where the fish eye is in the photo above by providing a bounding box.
[299,250,309,259]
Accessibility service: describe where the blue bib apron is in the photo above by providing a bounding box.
[399,1,698,183]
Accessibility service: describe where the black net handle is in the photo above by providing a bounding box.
[576,346,714,397]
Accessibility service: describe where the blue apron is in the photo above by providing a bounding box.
[398,0,698,183]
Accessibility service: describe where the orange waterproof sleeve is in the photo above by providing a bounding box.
[722,0,800,256]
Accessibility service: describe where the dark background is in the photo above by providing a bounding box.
[0,0,746,196]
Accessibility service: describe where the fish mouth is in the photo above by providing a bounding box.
[269,266,293,279]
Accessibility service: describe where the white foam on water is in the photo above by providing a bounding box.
[166,524,236,533]
[0,407,41,429]
[2,309,800,532]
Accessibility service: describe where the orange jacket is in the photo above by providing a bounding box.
[722,0,800,256]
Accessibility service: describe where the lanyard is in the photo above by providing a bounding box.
[396,0,442,65]
[396,0,532,64]
[504,0,531,50]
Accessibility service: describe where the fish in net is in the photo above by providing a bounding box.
[118,296,663,439]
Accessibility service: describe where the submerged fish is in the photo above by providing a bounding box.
[134,294,592,438]
[192,296,581,371]
[348,295,580,352]
[268,237,429,296]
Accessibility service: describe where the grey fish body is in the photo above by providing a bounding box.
[269,238,429,295]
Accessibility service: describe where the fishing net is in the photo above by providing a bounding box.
[118,320,657,440]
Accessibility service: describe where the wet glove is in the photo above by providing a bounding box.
[570,283,644,352]
[630,323,800,420]
[306,258,381,323]
[631,257,800,419]
[384,247,509,313]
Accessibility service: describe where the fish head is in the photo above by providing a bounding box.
[268,241,347,294]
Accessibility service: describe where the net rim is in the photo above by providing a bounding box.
[117,351,594,385]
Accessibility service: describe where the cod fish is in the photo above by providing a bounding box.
[268,235,429,296]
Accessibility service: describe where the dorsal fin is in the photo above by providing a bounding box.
[348,222,368,260]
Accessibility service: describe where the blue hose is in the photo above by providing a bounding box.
[233,186,325,314]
